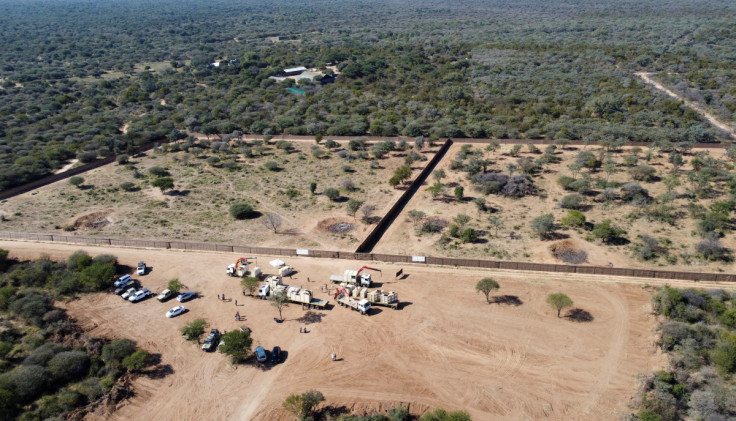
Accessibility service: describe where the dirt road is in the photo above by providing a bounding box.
[636,72,736,138]
[2,240,709,420]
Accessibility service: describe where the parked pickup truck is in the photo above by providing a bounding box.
[202,329,220,352]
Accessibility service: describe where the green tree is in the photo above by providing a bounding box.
[241,277,260,296]
[151,176,174,193]
[68,176,84,188]
[269,289,289,320]
[283,394,304,419]
[561,210,586,228]
[433,169,446,181]
[218,330,253,363]
[454,185,464,202]
[408,210,426,227]
[476,278,500,304]
[167,278,186,293]
[181,319,207,341]
[299,390,325,419]
[122,350,148,372]
[531,214,555,239]
[592,220,626,244]
[347,199,364,218]
[427,181,444,198]
[230,202,255,219]
[309,181,317,194]
[392,165,412,185]
[547,293,573,318]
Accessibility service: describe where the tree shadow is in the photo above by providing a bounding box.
[294,311,326,324]
[492,295,523,306]
[321,405,350,419]
[168,189,190,196]
[144,364,175,379]
[565,308,594,322]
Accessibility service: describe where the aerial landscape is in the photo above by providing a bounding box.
[1,0,736,420]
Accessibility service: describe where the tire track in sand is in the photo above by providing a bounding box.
[578,286,629,417]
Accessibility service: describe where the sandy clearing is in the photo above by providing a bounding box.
[0,239,692,420]
[636,72,736,138]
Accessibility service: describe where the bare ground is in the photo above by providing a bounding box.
[0,240,709,420]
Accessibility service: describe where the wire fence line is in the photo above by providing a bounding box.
[0,230,733,283]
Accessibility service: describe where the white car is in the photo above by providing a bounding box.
[137,261,146,276]
[166,305,186,318]
[121,287,138,300]
[128,288,151,302]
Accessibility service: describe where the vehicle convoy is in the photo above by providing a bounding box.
[202,329,220,352]
[334,285,399,310]
[258,276,328,309]
[329,266,381,288]
[226,257,260,278]
[334,286,371,315]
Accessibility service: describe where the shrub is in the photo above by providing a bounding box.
[323,139,339,149]
[341,179,357,191]
[696,238,731,261]
[119,181,136,191]
[68,176,84,188]
[420,218,447,234]
[147,166,169,177]
[591,220,626,244]
[620,182,650,205]
[323,188,340,201]
[10,365,49,401]
[122,350,148,372]
[230,202,255,219]
[116,154,129,165]
[67,250,92,271]
[558,176,575,190]
[561,210,586,227]
[630,165,657,182]
[559,194,584,209]
[9,290,53,326]
[77,151,97,163]
[101,338,136,365]
[263,161,280,171]
[48,351,89,382]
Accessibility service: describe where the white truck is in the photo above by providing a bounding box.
[334,287,371,315]
[335,285,399,310]
[226,257,260,278]
[329,266,381,288]
[258,276,328,309]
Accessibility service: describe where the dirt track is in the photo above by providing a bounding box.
[5,240,727,420]
[636,72,736,138]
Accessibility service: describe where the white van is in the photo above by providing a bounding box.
[114,274,132,288]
